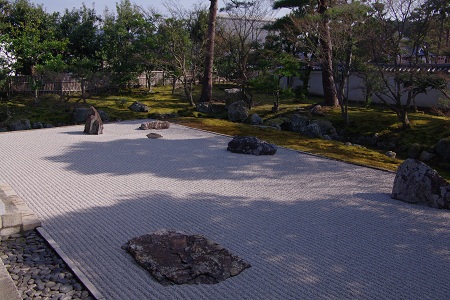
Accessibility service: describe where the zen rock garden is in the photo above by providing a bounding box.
[123,230,251,286]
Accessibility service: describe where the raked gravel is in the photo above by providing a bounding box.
[0,119,450,299]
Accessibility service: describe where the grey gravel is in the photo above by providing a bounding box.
[0,230,93,300]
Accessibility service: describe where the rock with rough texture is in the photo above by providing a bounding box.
[83,106,103,135]
[290,114,309,133]
[128,101,149,112]
[140,121,170,130]
[196,102,213,114]
[251,114,263,125]
[224,88,251,108]
[436,138,450,161]
[8,119,31,131]
[311,119,337,137]
[227,136,277,155]
[123,230,251,285]
[300,123,322,138]
[228,100,249,122]
[73,107,108,123]
[146,133,163,139]
[391,159,450,209]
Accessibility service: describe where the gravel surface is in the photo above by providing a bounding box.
[0,230,93,300]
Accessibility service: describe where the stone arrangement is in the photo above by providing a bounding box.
[83,106,103,135]
[227,136,277,155]
[140,121,170,130]
[0,231,93,299]
[123,230,251,286]
[391,158,450,209]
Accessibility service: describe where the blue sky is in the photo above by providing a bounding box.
[33,0,289,16]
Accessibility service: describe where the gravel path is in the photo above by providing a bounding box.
[0,120,450,299]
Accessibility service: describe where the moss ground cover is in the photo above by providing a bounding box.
[1,84,449,180]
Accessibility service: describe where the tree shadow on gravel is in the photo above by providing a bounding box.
[45,132,392,183]
[42,189,450,300]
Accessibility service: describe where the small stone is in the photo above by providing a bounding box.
[45,281,56,288]
[385,151,396,158]
[59,284,73,293]
[146,133,163,139]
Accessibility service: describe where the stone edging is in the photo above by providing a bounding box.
[36,227,105,300]
[0,182,41,237]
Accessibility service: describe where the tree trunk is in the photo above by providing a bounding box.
[199,0,218,103]
[319,15,339,107]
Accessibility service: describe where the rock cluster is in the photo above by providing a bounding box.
[227,136,277,155]
[0,230,93,299]
[391,159,450,209]
[123,230,251,285]
[140,121,170,130]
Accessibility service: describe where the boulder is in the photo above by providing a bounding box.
[228,100,249,122]
[251,114,263,125]
[227,136,277,155]
[196,102,213,114]
[140,121,170,130]
[83,106,103,135]
[290,114,309,133]
[32,122,44,129]
[123,230,251,285]
[392,159,450,209]
[73,107,108,123]
[436,138,450,161]
[300,123,322,138]
[224,88,251,108]
[128,101,149,112]
[310,119,337,137]
[8,119,31,131]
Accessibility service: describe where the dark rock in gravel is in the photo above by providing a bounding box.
[123,230,251,286]
[146,133,163,139]
[83,106,103,135]
[227,136,277,155]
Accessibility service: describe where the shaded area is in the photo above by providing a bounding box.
[40,190,450,299]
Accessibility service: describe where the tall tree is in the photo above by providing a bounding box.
[102,0,149,89]
[58,4,102,100]
[199,0,218,103]
[216,0,274,97]
[273,0,339,107]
